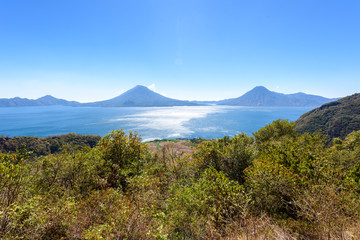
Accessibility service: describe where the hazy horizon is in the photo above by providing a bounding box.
[0,1,359,102]
[1,84,341,103]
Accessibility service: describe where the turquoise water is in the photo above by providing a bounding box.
[0,105,311,141]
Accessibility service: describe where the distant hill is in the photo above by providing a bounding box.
[36,95,80,106]
[86,85,198,107]
[219,86,336,107]
[295,93,360,139]
[0,95,80,107]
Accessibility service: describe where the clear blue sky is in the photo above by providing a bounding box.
[0,0,359,102]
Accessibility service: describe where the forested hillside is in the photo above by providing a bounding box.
[1,122,360,239]
[0,133,101,156]
[295,93,360,138]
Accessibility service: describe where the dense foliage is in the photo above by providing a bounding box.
[1,124,360,239]
[295,93,360,139]
[0,133,101,156]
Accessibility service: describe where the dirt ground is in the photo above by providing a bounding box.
[147,140,196,155]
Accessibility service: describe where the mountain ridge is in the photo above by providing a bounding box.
[0,95,80,107]
[0,85,338,107]
[219,86,336,107]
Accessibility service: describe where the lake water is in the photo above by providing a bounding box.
[0,105,312,141]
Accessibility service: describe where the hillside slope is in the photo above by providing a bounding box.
[295,93,360,139]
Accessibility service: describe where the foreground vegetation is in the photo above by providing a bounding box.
[1,120,360,239]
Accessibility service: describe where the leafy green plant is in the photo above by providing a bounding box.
[97,130,148,190]
[165,168,250,239]
[0,153,30,236]
[193,134,257,183]
[253,119,298,144]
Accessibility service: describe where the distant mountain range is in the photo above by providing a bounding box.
[0,85,337,107]
[0,95,80,107]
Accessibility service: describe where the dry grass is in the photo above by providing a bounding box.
[147,140,196,155]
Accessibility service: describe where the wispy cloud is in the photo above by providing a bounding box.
[147,83,156,92]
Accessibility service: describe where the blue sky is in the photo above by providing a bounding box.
[0,0,359,102]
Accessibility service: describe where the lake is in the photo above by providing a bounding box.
[0,105,312,141]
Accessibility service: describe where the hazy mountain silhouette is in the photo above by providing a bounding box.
[36,95,80,106]
[219,86,336,107]
[86,85,198,107]
[0,95,80,107]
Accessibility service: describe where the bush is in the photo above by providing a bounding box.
[0,153,30,236]
[164,168,250,239]
[31,148,105,198]
[245,130,360,237]
[193,134,257,183]
[97,130,148,190]
[253,119,297,145]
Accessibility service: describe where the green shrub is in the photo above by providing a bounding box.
[164,168,250,239]
[0,153,31,237]
[193,134,257,183]
[31,148,105,198]
[253,119,297,144]
[97,130,148,190]
[246,131,360,237]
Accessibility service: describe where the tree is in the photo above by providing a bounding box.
[193,134,257,183]
[253,119,297,144]
[97,130,147,190]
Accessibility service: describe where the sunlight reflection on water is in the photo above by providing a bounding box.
[0,105,311,141]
